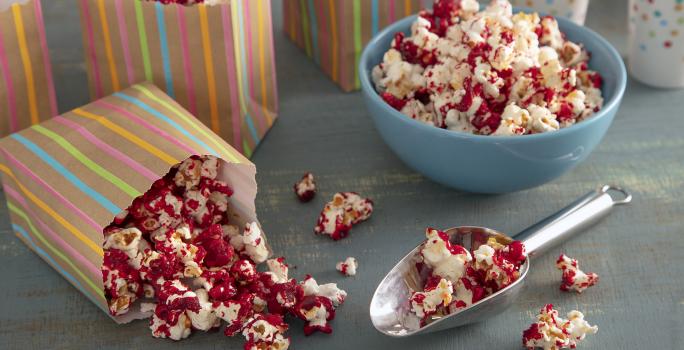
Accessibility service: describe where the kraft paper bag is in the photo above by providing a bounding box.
[0,0,58,136]
[78,0,278,157]
[0,82,261,323]
[283,0,427,92]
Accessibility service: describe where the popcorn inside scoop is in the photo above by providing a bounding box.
[408,228,526,325]
[522,304,598,350]
[314,192,373,240]
[102,156,347,348]
[372,0,604,136]
[294,172,317,202]
[336,257,358,276]
[556,254,599,293]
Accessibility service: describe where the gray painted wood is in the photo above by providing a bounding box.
[1,0,682,349]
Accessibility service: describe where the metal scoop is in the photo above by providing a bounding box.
[370,185,632,337]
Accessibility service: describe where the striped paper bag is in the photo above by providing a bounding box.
[78,0,278,158]
[0,82,260,322]
[283,0,427,92]
[0,0,58,136]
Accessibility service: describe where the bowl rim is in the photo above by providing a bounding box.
[359,10,627,144]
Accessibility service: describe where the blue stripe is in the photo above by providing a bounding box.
[235,0,260,143]
[114,92,219,156]
[371,0,379,35]
[13,223,105,311]
[307,0,320,64]
[12,224,83,291]
[155,2,174,98]
[11,134,121,214]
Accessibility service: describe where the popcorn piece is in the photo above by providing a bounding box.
[242,222,269,264]
[300,276,347,307]
[522,304,598,350]
[420,228,472,283]
[294,296,336,335]
[242,314,290,350]
[372,0,604,135]
[410,277,453,319]
[294,172,316,202]
[556,254,599,293]
[187,289,220,331]
[314,192,374,240]
[336,257,358,276]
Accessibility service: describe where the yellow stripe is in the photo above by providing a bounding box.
[97,0,120,92]
[404,0,411,16]
[256,0,273,127]
[12,4,39,125]
[72,108,178,165]
[230,0,248,116]
[198,6,220,134]
[0,164,103,256]
[328,0,338,83]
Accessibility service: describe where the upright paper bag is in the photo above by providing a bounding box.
[78,0,278,157]
[0,82,260,322]
[283,0,426,91]
[0,0,58,136]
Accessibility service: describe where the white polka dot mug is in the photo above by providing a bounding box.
[509,0,589,25]
[629,0,684,88]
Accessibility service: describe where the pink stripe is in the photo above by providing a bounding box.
[114,0,135,85]
[96,100,198,155]
[34,0,58,116]
[389,0,396,24]
[177,7,197,116]
[1,148,103,232]
[0,26,18,132]
[81,0,104,98]
[316,0,329,76]
[53,116,158,181]
[265,0,278,111]
[4,185,101,279]
[242,1,265,132]
[221,4,243,153]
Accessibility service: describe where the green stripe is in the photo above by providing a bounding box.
[32,125,141,197]
[242,139,252,158]
[134,0,153,82]
[8,202,103,299]
[132,85,241,163]
[353,0,362,89]
[299,0,312,57]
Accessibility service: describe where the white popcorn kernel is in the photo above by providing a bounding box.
[336,257,358,276]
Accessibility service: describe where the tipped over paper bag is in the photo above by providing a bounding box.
[0,82,261,323]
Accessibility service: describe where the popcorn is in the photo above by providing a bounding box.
[102,155,346,347]
[372,0,604,136]
[556,254,599,293]
[147,0,228,6]
[410,277,453,319]
[314,192,374,240]
[242,314,290,350]
[522,304,598,350]
[421,228,472,283]
[409,227,526,324]
[294,172,316,202]
[336,257,358,276]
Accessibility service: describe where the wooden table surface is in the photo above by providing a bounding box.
[1,0,682,349]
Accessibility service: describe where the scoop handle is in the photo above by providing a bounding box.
[514,185,631,258]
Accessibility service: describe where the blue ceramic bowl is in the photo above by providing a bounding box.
[359,13,626,194]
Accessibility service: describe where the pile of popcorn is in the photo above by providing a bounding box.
[102,156,347,348]
[372,0,604,135]
[409,228,526,323]
[522,304,598,350]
